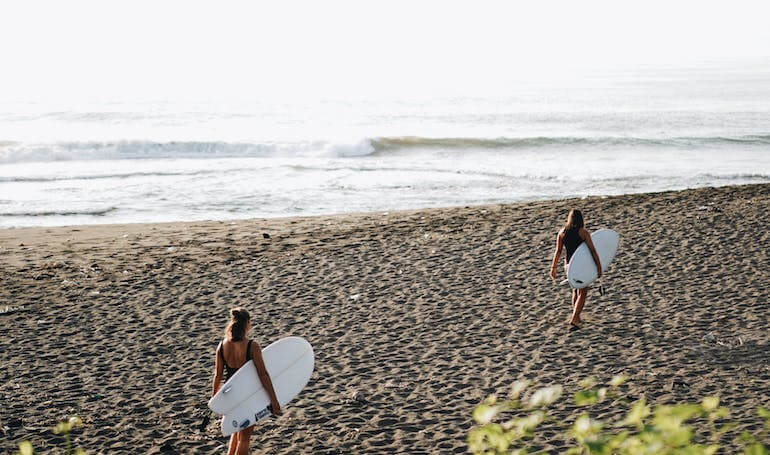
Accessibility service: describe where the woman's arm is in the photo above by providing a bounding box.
[581,228,602,278]
[212,345,224,398]
[252,342,282,415]
[550,231,564,279]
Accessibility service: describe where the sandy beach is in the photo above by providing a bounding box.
[1,183,769,454]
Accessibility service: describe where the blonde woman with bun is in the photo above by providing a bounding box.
[212,308,281,455]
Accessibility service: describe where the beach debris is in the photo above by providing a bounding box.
[702,332,716,343]
[666,378,689,391]
[384,379,411,389]
[1,417,22,435]
[350,390,367,403]
[263,233,271,239]
[167,246,177,252]
[349,294,360,301]
[194,407,211,432]
[0,305,29,315]
[62,279,76,286]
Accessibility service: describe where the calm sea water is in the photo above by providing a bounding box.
[2,61,769,227]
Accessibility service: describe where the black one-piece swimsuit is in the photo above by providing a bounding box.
[564,227,583,263]
[218,339,252,382]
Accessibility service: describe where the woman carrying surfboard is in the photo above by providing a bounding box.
[212,308,281,455]
[549,209,602,328]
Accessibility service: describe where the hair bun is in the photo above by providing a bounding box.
[230,307,249,321]
[226,308,250,341]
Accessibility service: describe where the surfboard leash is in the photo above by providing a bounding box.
[598,276,606,296]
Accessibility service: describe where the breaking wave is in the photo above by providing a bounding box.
[0,134,768,164]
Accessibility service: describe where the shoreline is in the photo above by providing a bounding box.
[2,183,769,453]
[3,181,770,232]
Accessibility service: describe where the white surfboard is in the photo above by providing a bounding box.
[566,229,619,289]
[208,336,314,436]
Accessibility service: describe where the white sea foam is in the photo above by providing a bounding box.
[3,135,770,165]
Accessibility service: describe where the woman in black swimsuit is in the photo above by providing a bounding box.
[549,209,602,328]
[212,308,281,455]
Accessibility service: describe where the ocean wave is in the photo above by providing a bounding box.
[0,207,117,217]
[1,134,769,163]
[370,134,770,151]
[0,140,366,163]
[0,170,222,183]
[698,172,770,180]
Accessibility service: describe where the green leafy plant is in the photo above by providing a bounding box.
[14,416,85,455]
[468,376,769,454]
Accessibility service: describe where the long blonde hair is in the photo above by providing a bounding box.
[563,209,584,232]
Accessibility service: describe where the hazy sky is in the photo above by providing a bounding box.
[1,0,769,102]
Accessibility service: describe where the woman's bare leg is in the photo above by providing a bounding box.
[236,426,254,455]
[570,288,588,325]
[227,433,238,455]
[568,289,578,323]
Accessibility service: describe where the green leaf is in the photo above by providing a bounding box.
[712,406,730,420]
[18,441,33,455]
[654,404,702,429]
[53,421,70,435]
[571,413,603,441]
[472,404,499,425]
[704,445,720,455]
[575,389,599,406]
[597,387,607,401]
[585,440,608,452]
[738,431,757,444]
[467,423,509,453]
[610,374,628,387]
[510,380,531,400]
[745,444,770,455]
[662,426,693,447]
[68,416,83,428]
[702,396,719,412]
[758,407,770,420]
[514,411,545,436]
[528,385,562,408]
[572,414,592,438]
[621,398,650,427]
[668,404,703,421]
